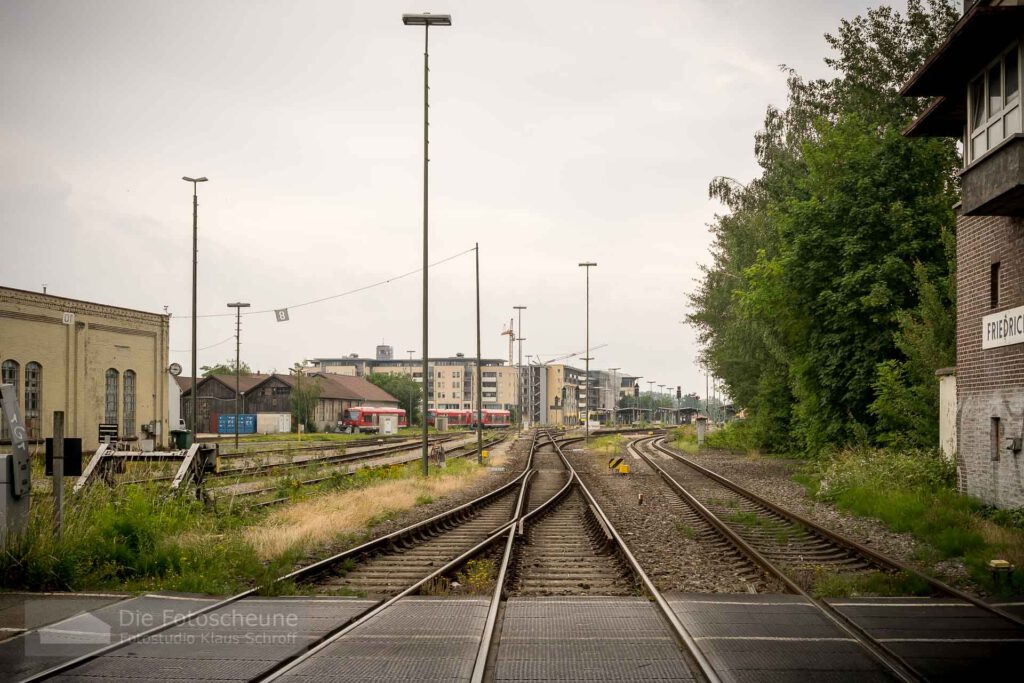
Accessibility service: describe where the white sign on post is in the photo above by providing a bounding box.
[62,312,74,325]
[982,305,1024,349]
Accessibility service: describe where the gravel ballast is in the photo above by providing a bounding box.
[563,441,783,594]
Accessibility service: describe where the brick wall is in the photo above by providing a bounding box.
[956,213,1024,508]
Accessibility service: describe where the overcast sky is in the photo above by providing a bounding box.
[1,0,881,397]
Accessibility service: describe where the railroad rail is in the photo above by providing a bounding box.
[629,434,1024,682]
[466,431,718,683]
[77,431,477,491]
[213,433,509,508]
[19,431,538,683]
[234,431,720,682]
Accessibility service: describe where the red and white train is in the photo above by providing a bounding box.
[340,406,408,433]
[426,408,511,428]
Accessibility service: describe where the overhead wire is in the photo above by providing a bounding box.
[170,335,234,353]
[193,247,476,318]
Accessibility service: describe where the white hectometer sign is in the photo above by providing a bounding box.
[983,305,1024,349]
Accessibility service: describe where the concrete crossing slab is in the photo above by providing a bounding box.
[0,592,219,680]
[827,596,1024,681]
[276,596,490,683]
[15,595,375,682]
[667,593,891,683]
[493,596,696,682]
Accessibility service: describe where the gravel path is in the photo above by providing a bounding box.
[563,442,782,594]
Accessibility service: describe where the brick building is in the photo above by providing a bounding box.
[903,1,1024,507]
[180,372,399,433]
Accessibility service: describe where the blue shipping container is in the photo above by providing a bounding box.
[217,414,257,434]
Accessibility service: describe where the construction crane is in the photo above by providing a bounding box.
[500,318,516,366]
[532,343,609,366]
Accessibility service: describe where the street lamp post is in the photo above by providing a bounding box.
[608,367,620,426]
[513,306,526,432]
[403,350,411,430]
[403,12,452,476]
[227,302,250,449]
[578,262,596,440]
[183,176,208,439]
[475,243,483,463]
[525,354,533,429]
[647,380,655,424]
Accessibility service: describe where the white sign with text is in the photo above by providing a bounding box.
[983,305,1024,349]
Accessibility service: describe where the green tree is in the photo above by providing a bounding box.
[367,372,422,425]
[288,365,320,432]
[201,359,252,377]
[776,116,958,451]
[686,1,959,454]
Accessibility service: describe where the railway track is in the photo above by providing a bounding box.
[216,433,508,508]
[254,430,716,682]
[629,434,1024,683]
[118,432,468,486]
[17,431,540,683]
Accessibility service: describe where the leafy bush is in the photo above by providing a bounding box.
[704,420,759,452]
[801,446,1024,594]
[815,446,956,500]
[978,506,1024,530]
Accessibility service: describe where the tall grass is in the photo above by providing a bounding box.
[588,434,628,458]
[670,426,699,454]
[1,447,498,594]
[0,484,292,594]
[804,447,1024,595]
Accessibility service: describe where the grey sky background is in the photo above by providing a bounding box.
[1,0,877,396]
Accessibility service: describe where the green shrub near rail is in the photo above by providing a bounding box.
[0,485,294,594]
[802,447,1024,595]
[0,451,486,594]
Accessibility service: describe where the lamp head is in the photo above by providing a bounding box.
[402,13,452,26]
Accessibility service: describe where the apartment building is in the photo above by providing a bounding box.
[308,347,517,412]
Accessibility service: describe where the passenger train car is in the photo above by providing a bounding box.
[477,409,511,428]
[427,409,475,427]
[339,406,408,433]
[426,408,512,428]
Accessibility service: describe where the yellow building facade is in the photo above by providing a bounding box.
[0,286,170,451]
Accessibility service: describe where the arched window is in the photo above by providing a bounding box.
[123,370,136,437]
[1,360,19,441]
[24,362,41,440]
[105,369,119,427]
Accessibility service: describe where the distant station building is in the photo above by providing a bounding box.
[0,286,171,451]
[902,0,1024,507]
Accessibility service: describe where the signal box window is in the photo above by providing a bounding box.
[991,261,1001,309]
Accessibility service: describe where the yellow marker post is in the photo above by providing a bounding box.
[618,463,630,475]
